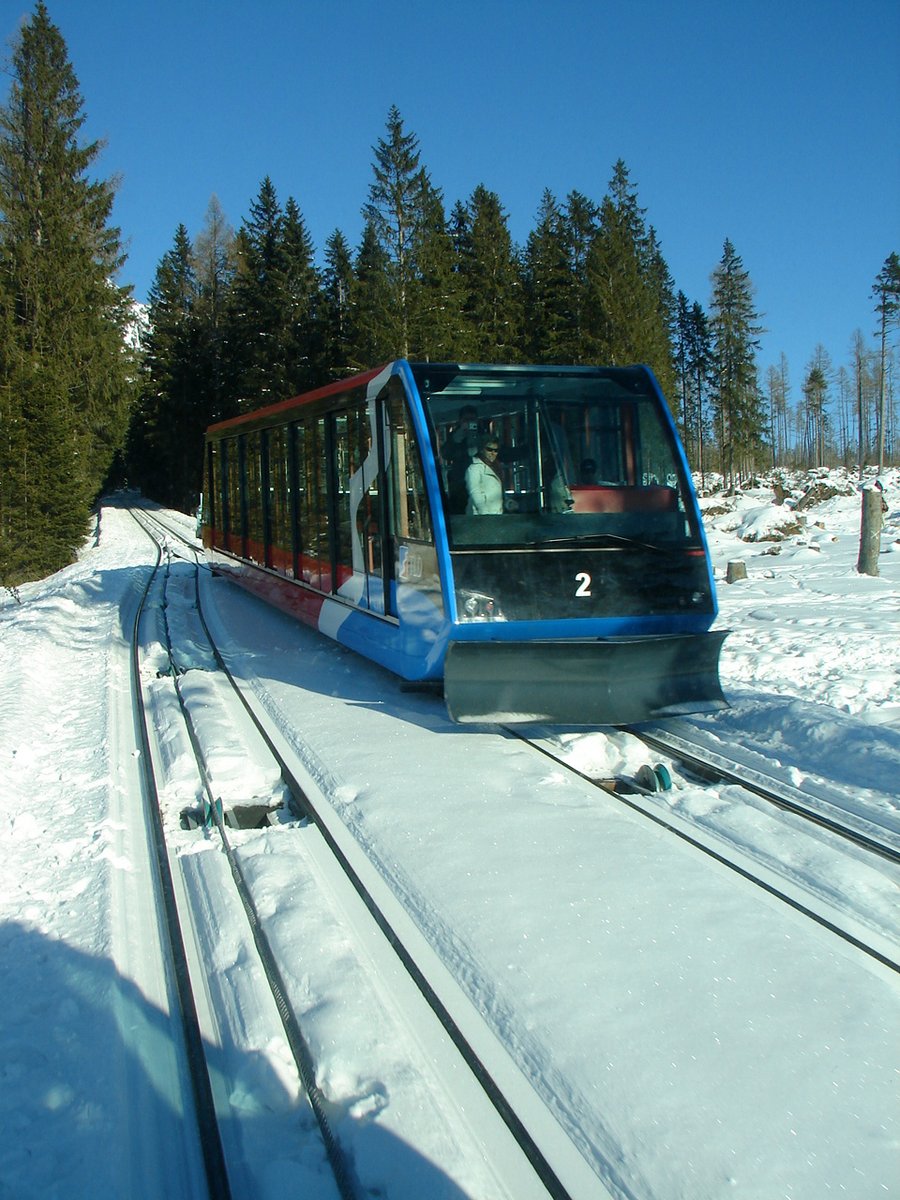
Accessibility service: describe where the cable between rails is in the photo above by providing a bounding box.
[128,512,233,1200]
[146,528,361,1200]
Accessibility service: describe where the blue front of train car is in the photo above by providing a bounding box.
[399,360,726,723]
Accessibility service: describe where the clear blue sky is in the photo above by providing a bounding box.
[4,0,899,387]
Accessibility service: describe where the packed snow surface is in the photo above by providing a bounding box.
[1,468,898,1199]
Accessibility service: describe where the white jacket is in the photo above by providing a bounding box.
[465,457,504,514]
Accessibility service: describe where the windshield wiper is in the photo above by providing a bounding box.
[531,532,688,555]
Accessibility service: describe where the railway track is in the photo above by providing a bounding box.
[513,724,900,973]
[128,507,595,1200]
[632,723,900,862]
[123,502,900,1199]
[126,515,232,1199]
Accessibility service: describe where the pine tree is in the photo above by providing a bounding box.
[674,293,714,474]
[362,106,429,358]
[193,195,236,426]
[228,177,285,407]
[0,2,134,584]
[319,229,355,376]
[801,348,831,467]
[524,190,570,362]
[458,184,523,361]
[280,195,320,394]
[350,221,393,368]
[871,252,900,470]
[225,178,321,407]
[584,161,675,392]
[128,225,202,506]
[765,354,791,468]
[560,190,600,362]
[708,239,764,486]
[409,179,465,359]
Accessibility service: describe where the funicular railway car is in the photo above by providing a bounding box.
[202,360,726,724]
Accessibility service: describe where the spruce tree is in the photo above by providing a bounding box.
[129,225,202,506]
[228,177,286,407]
[871,252,900,470]
[801,351,830,468]
[363,106,430,358]
[319,229,355,376]
[674,293,714,474]
[560,190,600,362]
[225,179,321,407]
[643,224,678,399]
[192,195,236,426]
[458,184,523,362]
[524,190,570,362]
[0,2,134,583]
[280,195,320,394]
[765,356,791,469]
[709,239,764,486]
[350,221,393,368]
[409,179,465,359]
[448,200,476,360]
[584,161,675,393]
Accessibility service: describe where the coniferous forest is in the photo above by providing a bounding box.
[1,4,898,586]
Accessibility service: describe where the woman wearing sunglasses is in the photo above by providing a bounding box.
[464,436,505,514]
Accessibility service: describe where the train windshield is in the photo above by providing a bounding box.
[413,364,703,550]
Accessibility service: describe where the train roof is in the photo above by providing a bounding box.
[205,360,658,438]
[206,363,390,435]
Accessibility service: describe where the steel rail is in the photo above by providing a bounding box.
[148,531,361,1200]
[511,728,900,976]
[174,517,581,1200]
[631,724,900,864]
[138,508,577,1199]
[128,514,233,1200]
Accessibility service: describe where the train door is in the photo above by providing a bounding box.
[384,378,442,617]
[331,395,393,616]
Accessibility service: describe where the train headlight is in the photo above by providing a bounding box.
[458,589,504,622]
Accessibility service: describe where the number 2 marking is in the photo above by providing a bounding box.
[575,571,592,597]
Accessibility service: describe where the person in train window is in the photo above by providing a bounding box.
[549,472,575,512]
[444,405,481,512]
[579,458,598,484]
[465,438,504,514]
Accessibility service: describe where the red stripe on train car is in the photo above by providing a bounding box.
[206,364,389,434]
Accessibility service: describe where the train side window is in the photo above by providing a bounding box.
[244,431,264,564]
[224,437,242,553]
[333,400,382,590]
[206,441,219,538]
[294,422,309,585]
[296,417,329,591]
[267,425,293,575]
[387,381,433,545]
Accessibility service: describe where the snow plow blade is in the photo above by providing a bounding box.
[444,632,728,726]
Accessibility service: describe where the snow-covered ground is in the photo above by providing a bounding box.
[1,468,898,1199]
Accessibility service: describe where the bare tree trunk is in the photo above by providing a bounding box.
[857,485,883,576]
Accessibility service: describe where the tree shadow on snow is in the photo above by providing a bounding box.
[0,921,473,1200]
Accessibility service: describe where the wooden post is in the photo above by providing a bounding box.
[857,486,883,576]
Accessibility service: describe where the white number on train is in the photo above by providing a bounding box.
[575,572,592,597]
